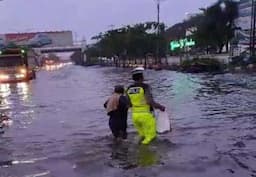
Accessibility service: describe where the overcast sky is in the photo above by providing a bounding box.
[0,0,216,42]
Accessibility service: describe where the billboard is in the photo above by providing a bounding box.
[0,31,73,48]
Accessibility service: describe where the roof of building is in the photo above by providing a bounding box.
[2,31,72,37]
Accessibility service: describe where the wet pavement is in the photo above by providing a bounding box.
[0,65,256,177]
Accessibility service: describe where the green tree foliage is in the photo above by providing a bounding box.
[88,22,166,59]
[192,0,238,53]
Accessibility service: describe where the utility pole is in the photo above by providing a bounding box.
[250,0,253,56]
[156,0,160,64]
[155,0,162,65]
[155,0,167,65]
[252,0,256,57]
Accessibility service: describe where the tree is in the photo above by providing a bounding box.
[87,22,167,61]
[192,0,238,53]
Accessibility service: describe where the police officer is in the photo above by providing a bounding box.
[127,67,165,145]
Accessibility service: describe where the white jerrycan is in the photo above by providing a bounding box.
[156,111,171,134]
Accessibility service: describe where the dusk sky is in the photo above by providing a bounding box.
[0,0,216,42]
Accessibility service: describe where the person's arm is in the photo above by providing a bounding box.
[124,95,132,109]
[145,85,165,111]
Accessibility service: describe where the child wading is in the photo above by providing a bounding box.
[104,85,130,141]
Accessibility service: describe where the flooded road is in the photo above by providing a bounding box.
[0,65,256,177]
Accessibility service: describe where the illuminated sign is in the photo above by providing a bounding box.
[170,38,196,51]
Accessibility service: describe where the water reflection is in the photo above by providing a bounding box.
[0,83,11,97]
[0,82,31,106]
[16,82,30,102]
[0,82,34,130]
[137,145,159,167]
[110,142,159,169]
[0,83,11,109]
[43,62,73,71]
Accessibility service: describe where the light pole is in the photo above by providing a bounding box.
[252,0,256,58]
[155,0,166,65]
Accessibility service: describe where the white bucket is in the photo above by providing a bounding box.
[156,111,171,134]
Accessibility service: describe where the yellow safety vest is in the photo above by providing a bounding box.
[127,87,150,113]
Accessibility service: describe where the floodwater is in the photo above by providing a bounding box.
[0,65,256,177]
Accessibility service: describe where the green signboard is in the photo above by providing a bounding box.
[170,38,196,51]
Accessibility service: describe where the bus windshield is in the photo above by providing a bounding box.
[0,55,24,67]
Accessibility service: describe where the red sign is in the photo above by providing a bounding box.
[6,33,36,43]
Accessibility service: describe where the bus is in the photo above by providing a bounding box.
[0,48,37,83]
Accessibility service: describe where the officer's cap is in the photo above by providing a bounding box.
[131,67,145,75]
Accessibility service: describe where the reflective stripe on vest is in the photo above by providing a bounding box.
[127,87,150,113]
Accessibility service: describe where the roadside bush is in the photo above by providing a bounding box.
[230,55,249,67]
[180,58,222,73]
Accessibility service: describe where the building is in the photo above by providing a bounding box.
[234,0,253,54]
[236,0,251,29]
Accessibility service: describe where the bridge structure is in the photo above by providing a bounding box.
[34,44,87,65]
[37,45,84,53]
[0,30,88,65]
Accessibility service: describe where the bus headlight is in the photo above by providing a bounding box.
[0,74,10,80]
[15,74,25,79]
[20,68,27,74]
